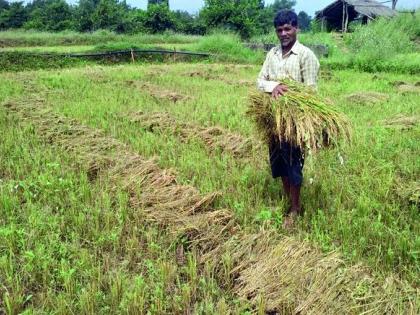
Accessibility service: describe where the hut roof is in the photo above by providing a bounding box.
[316,0,396,20]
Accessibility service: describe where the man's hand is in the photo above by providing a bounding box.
[271,84,288,99]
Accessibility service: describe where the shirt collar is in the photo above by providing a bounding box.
[275,40,302,56]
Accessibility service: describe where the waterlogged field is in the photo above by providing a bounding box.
[0,61,419,313]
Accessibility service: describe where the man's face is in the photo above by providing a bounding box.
[276,23,298,48]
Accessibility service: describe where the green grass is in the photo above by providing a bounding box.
[4,63,416,284]
[0,34,419,311]
[0,78,247,314]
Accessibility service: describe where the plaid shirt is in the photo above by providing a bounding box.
[257,41,320,92]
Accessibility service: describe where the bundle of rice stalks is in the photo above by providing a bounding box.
[247,80,351,151]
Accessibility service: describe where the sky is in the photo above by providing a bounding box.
[129,0,419,16]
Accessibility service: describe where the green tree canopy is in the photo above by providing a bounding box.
[201,0,265,39]
[269,0,296,13]
[22,0,74,31]
[0,0,9,10]
[91,0,130,32]
[143,3,174,33]
[147,0,168,8]
[297,11,311,31]
[75,0,99,32]
[0,1,27,29]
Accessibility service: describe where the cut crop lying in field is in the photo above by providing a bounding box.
[123,111,258,157]
[184,70,219,80]
[394,178,420,205]
[344,91,389,105]
[248,81,352,151]
[383,114,419,130]
[126,81,190,103]
[3,99,234,253]
[396,84,420,94]
[3,96,418,314]
[183,70,255,87]
[202,230,418,314]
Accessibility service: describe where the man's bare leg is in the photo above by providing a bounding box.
[281,176,291,198]
[283,183,302,229]
[289,184,302,214]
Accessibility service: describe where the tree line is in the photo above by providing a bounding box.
[0,0,312,38]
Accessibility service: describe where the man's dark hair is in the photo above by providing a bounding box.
[273,9,298,28]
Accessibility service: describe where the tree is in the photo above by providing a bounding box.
[23,0,73,31]
[0,2,28,29]
[91,0,129,32]
[297,11,311,31]
[0,0,9,11]
[260,0,296,33]
[75,0,99,32]
[147,0,168,8]
[44,0,74,31]
[172,10,203,34]
[201,0,265,39]
[143,4,174,33]
[269,0,296,13]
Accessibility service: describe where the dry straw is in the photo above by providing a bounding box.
[124,111,257,157]
[247,79,352,151]
[344,91,389,105]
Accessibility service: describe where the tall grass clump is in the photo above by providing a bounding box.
[345,13,418,65]
[247,79,351,151]
[193,32,263,63]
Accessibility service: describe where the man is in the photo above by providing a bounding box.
[257,9,320,227]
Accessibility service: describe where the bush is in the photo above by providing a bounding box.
[344,13,416,63]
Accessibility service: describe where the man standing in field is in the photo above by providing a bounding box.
[257,9,320,227]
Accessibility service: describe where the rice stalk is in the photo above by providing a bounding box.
[247,80,352,151]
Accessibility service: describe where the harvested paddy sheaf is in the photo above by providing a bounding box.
[2,97,418,314]
[125,81,190,103]
[383,114,420,130]
[248,81,352,151]
[344,91,389,105]
[123,111,258,157]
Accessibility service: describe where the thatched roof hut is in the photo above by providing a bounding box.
[315,0,396,32]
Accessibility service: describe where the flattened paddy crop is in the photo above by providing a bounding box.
[0,62,419,313]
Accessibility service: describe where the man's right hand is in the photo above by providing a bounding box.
[271,84,288,99]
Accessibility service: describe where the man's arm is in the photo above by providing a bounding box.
[301,49,320,88]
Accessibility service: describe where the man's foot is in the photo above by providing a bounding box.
[282,211,299,229]
[282,206,304,230]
